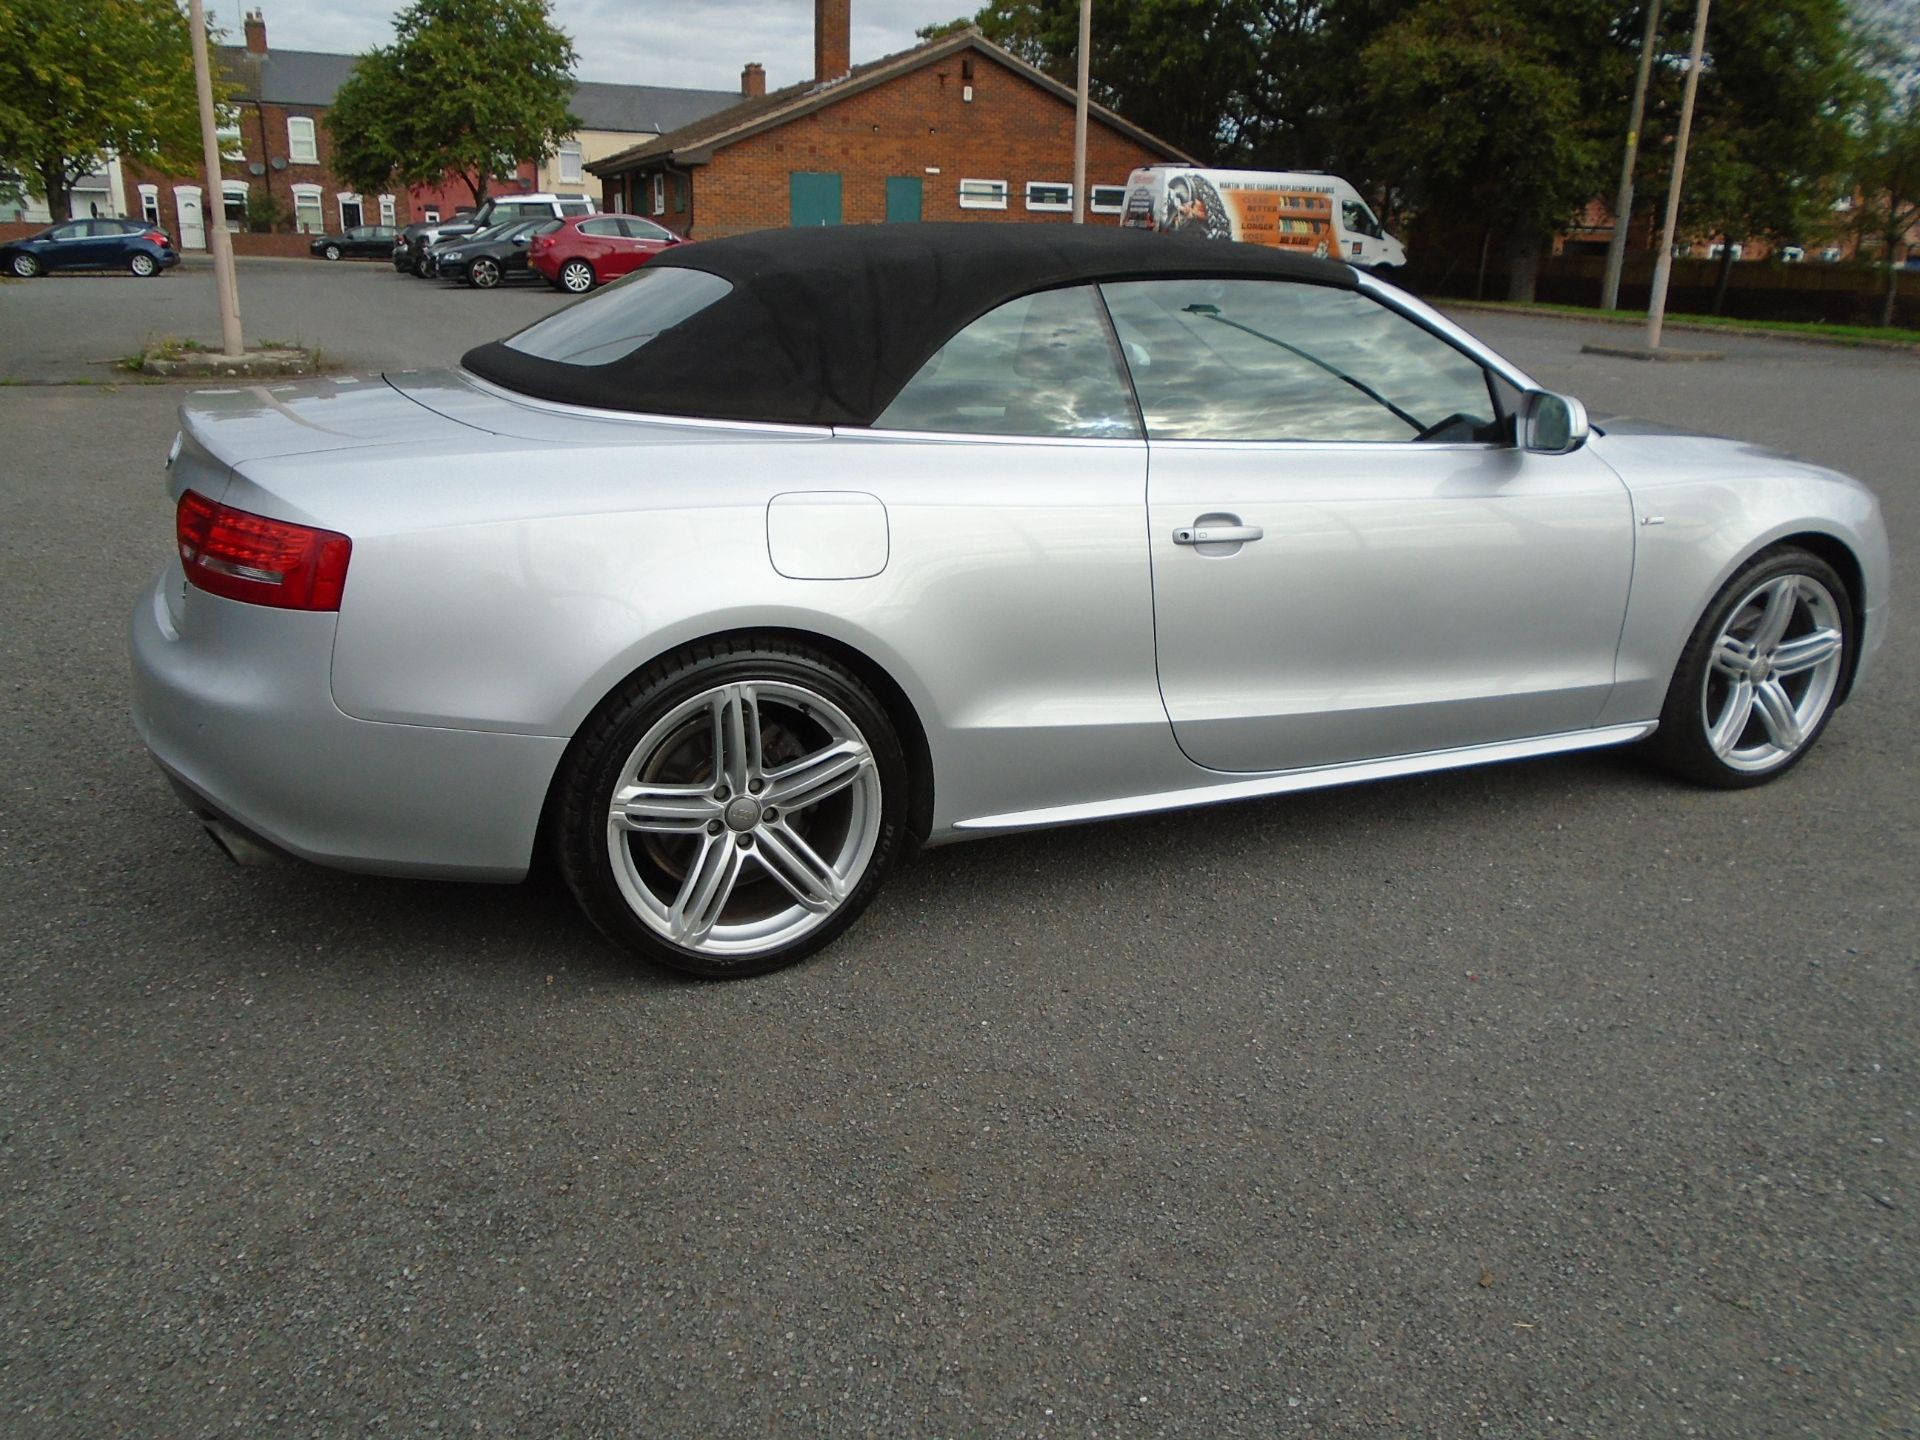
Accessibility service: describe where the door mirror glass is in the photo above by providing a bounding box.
[1524,391,1590,454]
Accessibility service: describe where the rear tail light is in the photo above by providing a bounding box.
[176,490,351,611]
[144,231,169,246]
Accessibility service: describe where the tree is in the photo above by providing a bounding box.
[328,0,578,207]
[0,0,209,222]
[1848,80,1920,325]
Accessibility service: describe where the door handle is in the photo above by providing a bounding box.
[1173,523,1263,546]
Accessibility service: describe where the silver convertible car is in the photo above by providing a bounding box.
[131,225,1889,977]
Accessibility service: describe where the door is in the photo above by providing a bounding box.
[340,197,364,230]
[789,172,842,227]
[885,176,922,223]
[1102,277,1634,774]
[174,187,206,249]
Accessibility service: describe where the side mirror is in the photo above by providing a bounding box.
[1524,391,1590,454]
[514,236,528,246]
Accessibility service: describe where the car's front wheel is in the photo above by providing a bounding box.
[559,259,595,294]
[467,256,501,289]
[10,252,41,278]
[323,243,342,261]
[555,638,909,978]
[1652,546,1853,787]
[128,252,158,277]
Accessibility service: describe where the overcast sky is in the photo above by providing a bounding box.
[252,1,971,94]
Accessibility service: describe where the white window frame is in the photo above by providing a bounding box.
[1024,180,1072,213]
[652,174,665,214]
[215,106,245,161]
[287,116,318,165]
[290,182,324,234]
[557,141,584,186]
[137,184,161,227]
[423,207,441,223]
[221,179,249,232]
[336,191,364,229]
[378,193,396,227]
[1089,185,1127,215]
[958,178,1008,211]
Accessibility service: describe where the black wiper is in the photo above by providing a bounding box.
[1183,304,1423,435]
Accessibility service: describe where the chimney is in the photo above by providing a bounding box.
[741,62,766,98]
[244,8,267,54]
[814,0,850,83]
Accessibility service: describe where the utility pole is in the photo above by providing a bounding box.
[1601,0,1662,311]
[1071,0,1091,223]
[1644,0,1710,350]
[187,0,244,358]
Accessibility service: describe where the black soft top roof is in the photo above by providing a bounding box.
[461,223,1358,427]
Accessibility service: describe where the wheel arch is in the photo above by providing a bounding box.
[535,624,937,859]
[1762,530,1867,703]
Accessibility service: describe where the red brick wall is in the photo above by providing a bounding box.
[624,53,1170,239]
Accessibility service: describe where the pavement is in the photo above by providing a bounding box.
[0,268,1914,1437]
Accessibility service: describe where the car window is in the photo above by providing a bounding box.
[1341,200,1384,239]
[1099,279,1498,443]
[560,200,592,216]
[46,222,86,240]
[622,217,672,241]
[503,265,733,367]
[873,286,1141,440]
[578,218,624,238]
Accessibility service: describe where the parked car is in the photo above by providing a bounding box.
[405,193,594,276]
[391,220,444,272]
[310,224,399,261]
[529,213,684,293]
[3,217,178,278]
[131,224,1889,979]
[1120,164,1408,270]
[429,219,561,288]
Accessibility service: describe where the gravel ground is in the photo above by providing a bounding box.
[0,275,1914,1438]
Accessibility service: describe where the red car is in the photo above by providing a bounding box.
[530,214,684,293]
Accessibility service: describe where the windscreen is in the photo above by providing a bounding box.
[502,266,733,368]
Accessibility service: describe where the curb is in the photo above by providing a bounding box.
[1437,300,1920,355]
[142,347,316,377]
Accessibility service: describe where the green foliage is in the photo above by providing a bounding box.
[328,0,579,205]
[0,0,211,219]
[244,186,284,233]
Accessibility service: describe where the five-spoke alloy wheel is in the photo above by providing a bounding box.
[468,256,501,289]
[1655,546,1852,787]
[556,639,907,977]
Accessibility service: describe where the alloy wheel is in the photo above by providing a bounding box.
[12,253,39,278]
[1700,572,1845,773]
[604,681,883,957]
[324,244,341,261]
[129,252,156,277]
[469,257,500,289]
[561,260,594,293]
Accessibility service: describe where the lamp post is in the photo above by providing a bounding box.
[1601,0,1662,311]
[1644,0,1711,350]
[1071,0,1091,223]
[186,0,244,358]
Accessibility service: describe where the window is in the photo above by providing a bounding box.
[1089,185,1127,215]
[557,142,584,185]
[504,266,733,367]
[577,217,624,237]
[1341,198,1384,239]
[1025,181,1072,212]
[560,199,593,216]
[1099,279,1498,444]
[290,184,323,234]
[621,217,673,241]
[215,107,245,161]
[423,208,440,223]
[338,193,363,229]
[222,181,249,232]
[138,185,160,227]
[671,174,689,211]
[958,178,1008,210]
[287,116,317,164]
[874,286,1141,439]
[652,175,665,215]
[379,193,396,226]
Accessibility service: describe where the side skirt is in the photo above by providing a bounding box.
[950,722,1658,835]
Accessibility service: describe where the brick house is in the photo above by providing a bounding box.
[588,5,1192,239]
[119,9,739,251]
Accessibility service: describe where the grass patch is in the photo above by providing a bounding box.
[1450,299,1919,346]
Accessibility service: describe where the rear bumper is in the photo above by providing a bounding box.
[130,563,567,881]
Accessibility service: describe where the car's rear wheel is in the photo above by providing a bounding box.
[128,252,157,277]
[11,252,41,278]
[468,256,501,289]
[555,638,908,978]
[323,243,342,261]
[1651,546,1853,788]
[559,259,595,294]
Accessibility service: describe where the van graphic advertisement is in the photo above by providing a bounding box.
[1118,167,1405,271]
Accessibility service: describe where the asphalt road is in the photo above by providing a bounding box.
[1,266,1914,1438]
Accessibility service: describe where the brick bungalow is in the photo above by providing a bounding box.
[588,4,1192,238]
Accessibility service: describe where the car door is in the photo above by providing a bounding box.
[619,217,676,269]
[1102,277,1634,774]
[573,217,630,275]
[37,220,91,271]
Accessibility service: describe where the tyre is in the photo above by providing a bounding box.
[468,256,501,289]
[559,259,595,294]
[323,243,342,261]
[555,637,909,978]
[1650,545,1853,788]
[10,252,40,278]
[128,251,157,277]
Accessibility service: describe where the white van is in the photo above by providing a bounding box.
[1118,166,1407,271]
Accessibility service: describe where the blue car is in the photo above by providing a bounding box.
[3,217,180,278]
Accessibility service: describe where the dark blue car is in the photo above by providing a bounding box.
[3,217,180,278]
